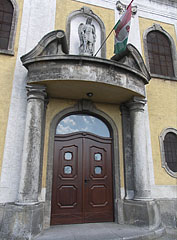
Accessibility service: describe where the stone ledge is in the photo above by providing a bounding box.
[123,200,161,229]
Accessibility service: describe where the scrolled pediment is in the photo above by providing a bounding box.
[21,30,68,64]
[111,44,151,83]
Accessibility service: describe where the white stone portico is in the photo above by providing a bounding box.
[0,1,177,239]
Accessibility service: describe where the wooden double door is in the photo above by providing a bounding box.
[51,132,113,225]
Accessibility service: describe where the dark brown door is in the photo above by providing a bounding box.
[51,132,113,225]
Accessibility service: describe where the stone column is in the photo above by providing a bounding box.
[120,105,134,200]
[17,85,47,204]
[127,97,151,200]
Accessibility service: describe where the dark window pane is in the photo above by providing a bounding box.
[155,65,161,74]
[150,64,156,73]
[166,56,172,62]
[167,67,174,76]
[161,61,166,66]
[164,47,170,55]
[161,67,167,76]
[164,133,177,172]
[3,0,13,13]
[0,30,9,38]
[159,46,164,54]
[160,55,165,61]
[0,37,8,48]
[3,13,12,23]
[147,43,152,51]
[154,55,159,64]
[152,44,158,53]
[0,11,3,21]
[2,23,11,31]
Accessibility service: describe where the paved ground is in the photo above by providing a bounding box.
[34,223,177,240]
[160,228,177,240]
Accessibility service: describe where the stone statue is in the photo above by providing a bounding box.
[78,17,96,56]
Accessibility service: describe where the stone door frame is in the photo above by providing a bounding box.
[44,100,122,228]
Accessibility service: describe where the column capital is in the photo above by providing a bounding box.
[127,96,147,112]
[26,84,47,102]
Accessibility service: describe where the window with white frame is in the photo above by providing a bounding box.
[159,128,177,177]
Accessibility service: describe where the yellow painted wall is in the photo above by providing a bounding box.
[139,17,177,185]
[42,99,124,188]
[55,0,115,59]
[0,0,24,176]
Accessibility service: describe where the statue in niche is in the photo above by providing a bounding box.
[78,17,96,56]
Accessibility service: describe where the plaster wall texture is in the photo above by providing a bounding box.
[146,79,177,186]
[0,0,56,203]
[139,17,177,187]
[55,0,115,59]
[0,0,24,177]
[41,99,124,195]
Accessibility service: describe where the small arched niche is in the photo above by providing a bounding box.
[66,6,106,58]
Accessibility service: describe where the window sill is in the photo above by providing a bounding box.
[0,49,14,56]
[150,73,177,81]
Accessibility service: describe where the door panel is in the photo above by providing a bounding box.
[51,136,83,224]
[51,132,113,225]
[84,135,113,223]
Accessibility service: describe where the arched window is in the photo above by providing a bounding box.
[56,114,110,137]
[147,31,174,77]
[160,128,177,177]
[143,24,177,79]
[0,0,18,55]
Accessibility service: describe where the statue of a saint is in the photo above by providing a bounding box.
[78,17,96,56]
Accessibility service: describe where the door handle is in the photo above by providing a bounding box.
[84,179,90,183]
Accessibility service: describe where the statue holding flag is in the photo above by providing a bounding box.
[78,17,96,56]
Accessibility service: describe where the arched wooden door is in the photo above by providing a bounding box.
[51,115,114,225]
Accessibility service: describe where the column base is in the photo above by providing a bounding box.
[0,202,44,240]
[123,199,161,229]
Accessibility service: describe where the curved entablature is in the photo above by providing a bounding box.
[21,30,150,104]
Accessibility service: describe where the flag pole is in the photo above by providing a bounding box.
[94,0,134,58]
[127,0,134,9]
[94,26,115,57]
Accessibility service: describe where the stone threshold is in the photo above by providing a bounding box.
[33,222,166,240]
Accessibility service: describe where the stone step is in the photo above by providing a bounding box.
[33,223,169,240]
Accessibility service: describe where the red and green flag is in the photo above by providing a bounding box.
[114,0,133,55]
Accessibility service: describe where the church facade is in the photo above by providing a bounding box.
[0,0,177,239]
